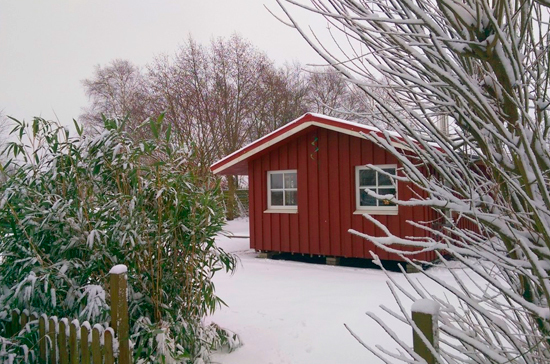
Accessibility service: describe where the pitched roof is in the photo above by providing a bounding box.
[210,113,399,175]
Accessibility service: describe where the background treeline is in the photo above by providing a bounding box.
[80,34,389,180]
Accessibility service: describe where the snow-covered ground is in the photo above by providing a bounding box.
[208,218,458,364]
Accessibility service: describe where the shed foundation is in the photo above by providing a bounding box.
[326,257,341,266]
[257,251,276,259]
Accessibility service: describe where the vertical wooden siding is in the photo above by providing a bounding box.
[249,127,436,262]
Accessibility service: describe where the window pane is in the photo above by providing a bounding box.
[270,173,283,189]
[360,189,376,206]
[284,173,297,189]
[271,191,284,206]
[379,188,396,206]
[359,169,375,186]
[379,169,395,186]
[285,190,297,206]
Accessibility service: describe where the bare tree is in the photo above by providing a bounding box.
[207,35,272,157]
[279,0,550,363]
[249,62,310,140]
[302,67,407,130]
[206,35,281,218]
[304,67,360,117]
[146,35,300,217]
[146,40,216,175]
[81,59,151,134]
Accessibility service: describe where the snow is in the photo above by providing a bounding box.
[208,218,467,364]
[441,0,475,27]
[81,321,93,343]
[93,324,105,345]
[411,299,440,315]
[40,314,48,332]
[72,319,81,339]
[109,265,128,275]
[49,316,58,334]
[105,327,118,355]
[60,318,70,336]
[211,113,406,174]
[80,285,107,322]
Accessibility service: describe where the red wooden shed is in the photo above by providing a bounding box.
[211,113,437,263]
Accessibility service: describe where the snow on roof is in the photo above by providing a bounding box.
[307,112,401,138]
[210,113,401,175]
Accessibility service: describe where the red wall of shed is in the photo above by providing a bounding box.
[248,127,436,262]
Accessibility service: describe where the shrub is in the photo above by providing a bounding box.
[0,116,239,363]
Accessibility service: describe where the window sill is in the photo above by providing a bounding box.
[264,209,298,214]
[353,209,398,216]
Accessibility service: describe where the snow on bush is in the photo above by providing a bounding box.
[0,116,239,362]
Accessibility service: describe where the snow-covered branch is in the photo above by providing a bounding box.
[280,0,550,362]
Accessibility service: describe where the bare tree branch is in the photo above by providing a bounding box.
[280,0,550,362]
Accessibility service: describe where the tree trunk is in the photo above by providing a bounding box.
[226,175,237,220]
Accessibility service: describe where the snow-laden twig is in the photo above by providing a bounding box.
[279,0,550,362]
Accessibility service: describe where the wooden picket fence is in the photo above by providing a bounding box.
[3,265,131,364]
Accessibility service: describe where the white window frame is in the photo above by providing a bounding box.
[354,164,398,215]
[266,170,298,213]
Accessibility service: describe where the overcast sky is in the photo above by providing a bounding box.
[0,1,326,130]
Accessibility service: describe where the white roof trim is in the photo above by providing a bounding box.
[211,121,314,175]
[211,119,409,175]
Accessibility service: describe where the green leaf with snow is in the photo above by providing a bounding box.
[0,116,238,363]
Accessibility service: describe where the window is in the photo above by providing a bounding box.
[355,165,398,214]
[267,170,297,212]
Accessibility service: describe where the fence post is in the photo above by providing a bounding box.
[91,325,102,364]
[58,319,69,364]
[80,323,91,364]
[412,299,440,364]
[109,264,130,364]
[69,320,79,364]
[39,314,47,363]
[11,309,20,336]
[49,317,58,364]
